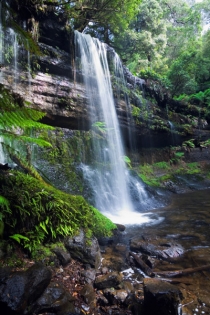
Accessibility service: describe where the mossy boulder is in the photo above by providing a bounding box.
[0,170,116,253]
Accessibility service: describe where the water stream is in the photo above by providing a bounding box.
[168,120,179,146]
[122,188,210,315]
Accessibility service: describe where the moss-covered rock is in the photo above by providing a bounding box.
[0,170,116,254]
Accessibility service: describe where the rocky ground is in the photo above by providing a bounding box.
[1,224,209,315]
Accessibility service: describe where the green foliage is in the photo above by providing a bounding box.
[90,207,116,238]
[0,171,116,252]
[153,161,169,170]
[92,121,107,134]
[138,161,173,186]
[0,195,11,227]
[0,196,11,238]
[137,155,207,188]
[185,162,200,175]
[167,49,198,96]
[131,105,141,117]
[170,151,185,165]
[0,86,54,181]
[201,138,210,147]
[182,139,195,150]
[9,234,30,244]
[123,156,132,168]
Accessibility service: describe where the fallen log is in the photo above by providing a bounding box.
[157,277,193,285]
[129,252,154,277]
[153,264,210,278]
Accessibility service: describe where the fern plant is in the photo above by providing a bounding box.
[0,85,53,166]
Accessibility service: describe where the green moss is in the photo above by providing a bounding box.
[35,129,92,194]
[153,161,170,170]
[0,171,116,253]
[137,158,207,188]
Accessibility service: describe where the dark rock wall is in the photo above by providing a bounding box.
[2,0,210,158]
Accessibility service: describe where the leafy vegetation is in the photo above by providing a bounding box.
[0,85,54,183]
[0,171,116,253]
[138,158,207,188]
[0,0,209,258]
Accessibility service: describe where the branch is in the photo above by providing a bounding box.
[153,264,210,278]
[130,252,154,277]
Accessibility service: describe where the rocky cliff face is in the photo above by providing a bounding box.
[2,1,210,154]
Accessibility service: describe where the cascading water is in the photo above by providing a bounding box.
[27,41,31,92]
[168,120,179,146]
[75,31,157,225]
[75,31,133,214]
[11,29,19,90]
[0,1,4,83]
[0,2,5,163]
[112,53,136,153]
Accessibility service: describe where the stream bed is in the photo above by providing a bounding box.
[121,188,210,315]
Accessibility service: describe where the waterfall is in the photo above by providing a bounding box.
[27,41,31,92]
[12,30,18,90]
[74,31,156,224]
[0,1,4,83]
[113,53,136,152]
[75,31,133,215]
[168,120,179,146]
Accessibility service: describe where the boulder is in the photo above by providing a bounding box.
[53,247,71,266]
[33,281,76,314]
[94,271,123,290]
[65,230,102,269]
[0,263,52,314]
[80,284,96,309]
[130,236,184,260]
[103,288,128,305]
[81,268,96,284]
[143,278,183,315]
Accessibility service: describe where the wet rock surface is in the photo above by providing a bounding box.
[0,263,52,314]
[53,248,71,267]
[1,215,210,315]
[33,281,76,314]
[0,229,187,315]
[130,236,184,260]
[143,278,182,315]
[64,230,102,269]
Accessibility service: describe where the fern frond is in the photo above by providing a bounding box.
[0,105,54,132]
[0,196,10,210]
[0,86,54,183]
[14,136,52,147]
[1,131,52,147]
